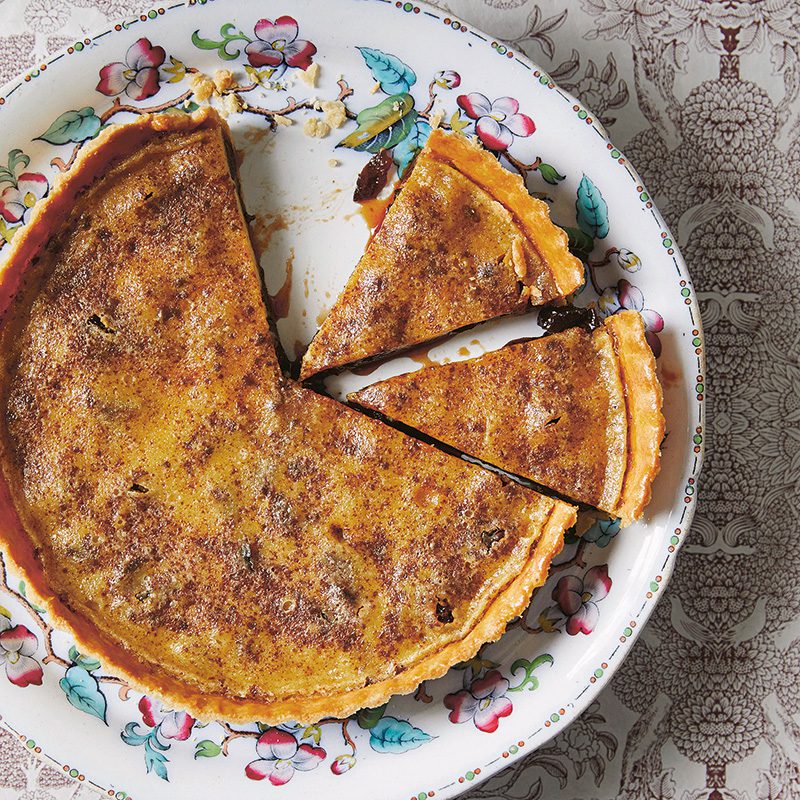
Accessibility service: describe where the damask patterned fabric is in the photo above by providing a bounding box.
[0,1,798,798]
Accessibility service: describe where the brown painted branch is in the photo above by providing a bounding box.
[99,89,195,124]
[550,539,588,573]
[421,79,437,115]
[414,681,433,703]
[50,144,81,173]
[220,722,260,756]
[503,151,542,178]
[341,718,356,754]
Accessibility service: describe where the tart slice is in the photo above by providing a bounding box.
[299,129,584,378]
[350,311,664,526]
[0,108,576,724]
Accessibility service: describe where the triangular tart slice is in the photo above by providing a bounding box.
[300,129,584,378]
[350,310,664,526]
[0,109,576,724]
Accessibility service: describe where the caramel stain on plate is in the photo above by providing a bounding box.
[659,363,680,388]
[351,191,396,232]
[269,247,294,320]
[350,361,383,377]
[405,342,438,369]
[250,214,288,256]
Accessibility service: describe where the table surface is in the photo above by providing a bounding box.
[1,0,798,798]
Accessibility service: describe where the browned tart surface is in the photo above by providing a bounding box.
[351,311,664,526]
[300,129,584,378]
[0,109,576,723]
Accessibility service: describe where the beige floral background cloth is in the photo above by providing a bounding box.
[0,0,798,798]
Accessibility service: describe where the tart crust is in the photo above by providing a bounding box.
[300,129,583,378]
[0,109,577,723]
[350,310,663,526]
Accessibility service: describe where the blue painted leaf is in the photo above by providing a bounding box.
[68,645,101,672]
[144,736,169,781]
[337,94,416,154]
[369,716,432,754]
[575,175,609,239]
[121,722,149,746]
[357,47,416,93]
[37,108,101,145]
[393,119,432,177]
[59,665,107,723]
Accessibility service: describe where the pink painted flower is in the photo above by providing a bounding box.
[96,37,166,101]
[599,278,665,356]
[434,70,461,89]
[138,696,195,740]
[246,728,326,786]
[0,173,48,224]
[444,669,512,733]
[330,753,356,774]
[0,618,43,687]
[552,564,612,635]
[245,17,317,76]
[457,93,535,150]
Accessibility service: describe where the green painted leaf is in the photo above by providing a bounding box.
[369,716,432,753]
[337,94,415,153]
[357,47,416,93]
[37,108,101,145]
[191,24,251,61]
[59,665,107,723]
[195,739,222,759]
[576,174,609,239]
[537,162,566,185]
[393,119,432,176]
[68,645,101,672]
[356,703,388,730]
[563,226,595,261]
[508,653,554,692]
[0,219,20,246]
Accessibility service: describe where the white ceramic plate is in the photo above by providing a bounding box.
[0,1,704,798]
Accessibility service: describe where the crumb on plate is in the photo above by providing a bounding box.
[304,117,331,138]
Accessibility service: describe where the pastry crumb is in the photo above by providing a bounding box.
[213,68,236,93]
[304,117,331,138]
[328,158,340,167]
[190,72,215,103]
[220,92,243,118]
[320,100,347,129]
[273,115,293,127]
[370,82,381,94]
[298,62,320,87]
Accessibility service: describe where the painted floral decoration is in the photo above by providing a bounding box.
[599,278,665,356]
[246,728,326,786]
[552,564,613,635]
[582,517,622,548]
[245,16,317,75]
[138,696,195,741]
[0,616,43,687]
[0,172,47,225]
[444,669,513,733]
[434,69,461,88]
[457,93,535,150]
[97,37,167,101]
